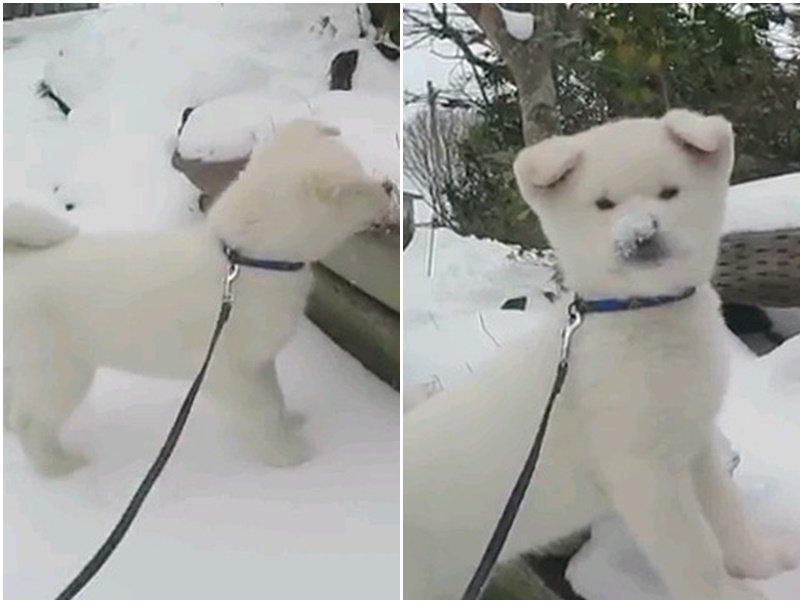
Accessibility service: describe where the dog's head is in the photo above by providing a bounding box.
[513,109,734,298]
[208,119,388,261]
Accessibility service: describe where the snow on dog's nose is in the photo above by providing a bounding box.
[613,212,664,263]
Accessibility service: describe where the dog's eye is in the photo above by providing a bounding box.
[659,187,679,200]
[595,197,615,210]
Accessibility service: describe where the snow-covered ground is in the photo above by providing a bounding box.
[4,5,399,599]
[403,177,800,598]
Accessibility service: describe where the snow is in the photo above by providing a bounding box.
[4,3,399,232]
[404,216,799,598]
[403,225,554,399]
[497,5,534,41]
[4,5,398,599]
[723,173,800,234]
[613,211,658,258]
[176,90,400,193]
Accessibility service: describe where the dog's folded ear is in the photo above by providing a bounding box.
[662,109,733,158]
[513,136,583,195]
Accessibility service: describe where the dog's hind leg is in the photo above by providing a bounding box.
[692,435,799,580]
[208,359,311,467]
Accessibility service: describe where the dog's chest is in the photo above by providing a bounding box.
[561,302,728,456]
[219,273,312,362]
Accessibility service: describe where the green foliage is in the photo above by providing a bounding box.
[435,94,547,247]
[437,3,799,247]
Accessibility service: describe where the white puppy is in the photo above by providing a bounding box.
[4,119,388,476]
[403,110,797,599]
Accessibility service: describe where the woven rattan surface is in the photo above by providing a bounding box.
[713,228,800,308]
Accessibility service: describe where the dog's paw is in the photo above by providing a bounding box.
[35,450,90,478]
[725,536,800,579]
[264,431,312,468]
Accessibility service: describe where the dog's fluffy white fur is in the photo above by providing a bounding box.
[403,110,798,599]
[4,119,388,476]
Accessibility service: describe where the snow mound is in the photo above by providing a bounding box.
[723,173,800,234]
[177,90,400,191]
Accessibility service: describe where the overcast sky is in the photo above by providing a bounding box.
[402,3,475,117]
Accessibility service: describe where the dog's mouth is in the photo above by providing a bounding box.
[616,234,669,265]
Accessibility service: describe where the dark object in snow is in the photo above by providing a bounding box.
[4,3,97,21]
[36,80,71,117]
[501,296,528,311]
[177,106,196,136]
[366,3,400,61]
[329,49,359,91]
[722,303,785,346]
[374,41,400,61]
[722,303,773,334]
[482,530,590,600]
[65,203,75,211]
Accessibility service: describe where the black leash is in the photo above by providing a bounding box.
[462,301,583,600]
[56,262,240,600]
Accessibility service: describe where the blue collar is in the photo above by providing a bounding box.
[576,286,696,314]
[222,244,305,272]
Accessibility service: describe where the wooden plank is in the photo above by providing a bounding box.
[306,263,400,391]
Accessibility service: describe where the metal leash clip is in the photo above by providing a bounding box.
[560,299,583,362]
[223,261,240,304]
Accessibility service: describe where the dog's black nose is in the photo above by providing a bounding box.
[631,236,663,262]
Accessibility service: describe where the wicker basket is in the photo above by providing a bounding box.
[713,228,800,308]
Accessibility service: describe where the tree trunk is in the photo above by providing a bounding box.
[460,3,560,145]
[458,3,560,249]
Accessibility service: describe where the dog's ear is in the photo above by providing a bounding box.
[513,136,583,196]
[662,109,733,158]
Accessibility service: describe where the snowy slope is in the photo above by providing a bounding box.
[4,5,399,599]
[403,220,799,598]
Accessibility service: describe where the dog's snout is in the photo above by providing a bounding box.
[635,218,659,245]
[614,212,665,263]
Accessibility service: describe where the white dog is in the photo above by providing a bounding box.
[4,119,388,476]
[403,110,797,599]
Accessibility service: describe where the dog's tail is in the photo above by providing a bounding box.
[4,203,79,251]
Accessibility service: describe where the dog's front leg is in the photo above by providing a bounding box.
[590,446,764,599]
[692,434,799,579]
[208,360,311,467]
